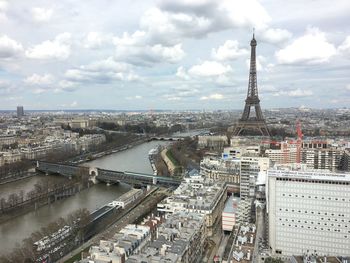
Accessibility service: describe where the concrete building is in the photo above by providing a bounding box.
[198,135,228,150]
[0,135,16,146]
[265,141,298,164]
[224,223,256,263]
[223,145,261,159]
[83,224,151,263]
[126,211,206,263]
[267,168,350,258]
[239,157,270,223]
[302,147,344,171]
[0,150,22,165]
[200,156,240,184]
[240,156,270,199]
[17,106,24,118]
[157,177,226,237]
[340,150,350,171]
[69,119,90,129]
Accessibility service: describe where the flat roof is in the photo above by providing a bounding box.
[223,196,239,213]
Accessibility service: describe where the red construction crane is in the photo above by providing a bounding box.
[296,119,303,163]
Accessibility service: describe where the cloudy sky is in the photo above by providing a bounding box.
[0,0,350,110]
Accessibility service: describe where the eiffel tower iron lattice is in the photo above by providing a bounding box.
[232,33,270,136]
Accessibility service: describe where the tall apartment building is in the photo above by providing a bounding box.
[267,168,350,258]
[340,150,350,171]
[17,106,24,118]
[302,148,343,171]
[240,157,270,198]
[239,157,270,222]
[301,139,343,171]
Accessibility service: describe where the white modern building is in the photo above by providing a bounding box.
[267,168,350,257]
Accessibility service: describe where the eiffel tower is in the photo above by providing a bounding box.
[232,33,270,136]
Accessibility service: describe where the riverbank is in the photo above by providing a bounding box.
[0,180,92,224]
[70,137,149,165]
[0,139,172,254]
[0,171,36,185]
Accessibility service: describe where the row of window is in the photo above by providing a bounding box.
[276,178,350,185]
[278,217,348,226]
[277,208,347,217]
[280,193,348,201]
[279,223,350,234]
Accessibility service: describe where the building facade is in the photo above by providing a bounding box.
[267,168,350,257]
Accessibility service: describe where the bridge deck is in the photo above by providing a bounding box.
[36,161,181,187]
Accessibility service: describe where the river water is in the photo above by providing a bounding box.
[0,141,168,255]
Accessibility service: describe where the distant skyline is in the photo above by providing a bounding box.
[0,0,350,110]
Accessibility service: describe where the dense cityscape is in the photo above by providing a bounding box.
[1,0,350,263]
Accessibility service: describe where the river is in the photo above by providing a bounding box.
[0,140,168,255]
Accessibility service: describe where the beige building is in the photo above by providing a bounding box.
[200,156,240,184]
[198,135,228,150]
[265,142,298,164]
[157,177,226,237]
[126,211,206,263]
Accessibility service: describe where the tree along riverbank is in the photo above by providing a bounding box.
[0,169,90,224]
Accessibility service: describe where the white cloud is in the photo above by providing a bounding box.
[24,73,54,85]
[212,40,248,61]
[275,27,336,64]
[260,28,292,44]
[152,44,185,63]
[0,0,8,21]
[114,40,185,66]
[0,80,15,94]
[65,57,139,83]
[0,1,8,11]
[200,93,224,100]
[140,7,213,45]
[70,101,78,107]
[126,95,143,100]
[176,66,190,80]
[288,88,313,97]
[338,36,350,56]
[273,88,313,98]
[31,7,53,22]
[188,61,232,77]
[54,80,78,92]
[0,35,23,58]
[113,31,147,47]
[84,32,112,49]
[218,0,271,29]
[139,0,273,46]
[165,95,181,101]
[25,32,72,60]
